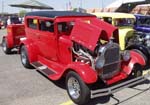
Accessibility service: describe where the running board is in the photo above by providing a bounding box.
[31,62,56,77]
[91,72,150,99]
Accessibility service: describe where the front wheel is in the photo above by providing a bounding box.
[20,45,33,69]
[1,38,12,54]
[66,71,90,105]
[129,64,143,78]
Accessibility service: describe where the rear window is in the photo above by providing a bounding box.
[27,19,38,29]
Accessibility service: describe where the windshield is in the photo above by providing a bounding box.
[114,18,134,27]
[136,17,150,27]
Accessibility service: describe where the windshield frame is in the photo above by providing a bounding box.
[113,18,135,27]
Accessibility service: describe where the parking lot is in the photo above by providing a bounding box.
[0,29,150,105]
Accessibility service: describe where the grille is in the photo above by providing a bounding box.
[102,43,120,79]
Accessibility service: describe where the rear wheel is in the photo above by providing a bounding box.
[1,38,12,54]
[66,71,90,105]
[20,45,33,69]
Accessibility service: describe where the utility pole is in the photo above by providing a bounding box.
[101,0,103,8]
[80,0,82,8]
[1,0,4,15]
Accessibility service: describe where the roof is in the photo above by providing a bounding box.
[134,14,150,17]
[136,3,150,7]
[92,12,135,19]
[10,0,53,9]
[106,0,145,8]
[25,11,95,18]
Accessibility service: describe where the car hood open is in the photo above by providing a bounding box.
[70,18,118,51]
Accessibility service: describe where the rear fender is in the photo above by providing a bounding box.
[122,50,146,75]
[65,62,98,84]
[19,38,38,63]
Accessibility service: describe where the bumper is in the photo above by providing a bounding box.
[91,71,150,99]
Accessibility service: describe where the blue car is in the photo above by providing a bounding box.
[126,14,150,63]
[134,14,150,33]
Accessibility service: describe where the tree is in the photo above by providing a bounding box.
[19,10,27,17]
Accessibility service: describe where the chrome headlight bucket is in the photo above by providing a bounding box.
[95,46,106,70]
[122,50,131,61]
[145,33,150,40]
[95,55,105,70]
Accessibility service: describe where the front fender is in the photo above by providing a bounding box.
[19,38,38,63]
[65,62,98,84]
[126,44,150,59]
[122,50,146,75]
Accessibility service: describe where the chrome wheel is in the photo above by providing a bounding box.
[2,39,7,52]
[68,77,81,99]
[66,71,90,105]
[20,46,33,69]
[1,38,11,54]
[21,48,27,65]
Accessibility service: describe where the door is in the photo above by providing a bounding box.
[38,20,57,61]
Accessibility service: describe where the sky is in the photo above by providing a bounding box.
[0,0,115,13]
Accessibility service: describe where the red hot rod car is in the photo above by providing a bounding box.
[2,11,149,105]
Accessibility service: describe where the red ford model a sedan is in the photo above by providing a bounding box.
[8,11,149,105]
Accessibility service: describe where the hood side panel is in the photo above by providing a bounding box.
[91,18,119,40]
[70,20,104,51]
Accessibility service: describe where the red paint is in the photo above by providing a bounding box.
[17,12,146,85]
[3,24,25,49]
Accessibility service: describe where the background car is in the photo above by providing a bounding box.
[92,12,135,50]
[134,14,150,32]
[127,14,150,63]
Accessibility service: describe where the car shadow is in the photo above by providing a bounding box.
[143,65,150,70]
[36,70,66,89]
[0,43,18,54]
[87,95,111,105]
[35,70,150,105]
[112,87,150,105]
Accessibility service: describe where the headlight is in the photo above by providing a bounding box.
[122,50,131,61]
[95,55,105,70]
[145,34,150,40]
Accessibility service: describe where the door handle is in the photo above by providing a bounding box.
[36,33,40,39]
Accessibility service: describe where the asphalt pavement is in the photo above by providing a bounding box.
[0,29,150,105]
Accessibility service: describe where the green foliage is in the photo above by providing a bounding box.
[19,10,27,17]
[73,8,77,12]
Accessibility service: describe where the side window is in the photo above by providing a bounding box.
[58,22,67,32]
[27,19,38,29]
[39,20,54,32]
[103,17,112,24]
[58,21,74,35]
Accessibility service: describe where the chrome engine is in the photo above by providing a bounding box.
[127,31,150,47]
[72,39,125,80]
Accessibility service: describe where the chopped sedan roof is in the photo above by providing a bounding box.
[26,11,95,18]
